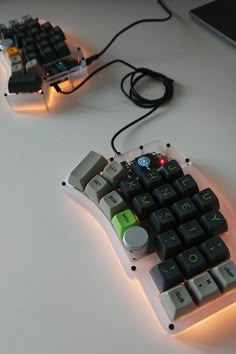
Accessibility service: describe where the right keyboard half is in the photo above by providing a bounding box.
[63,140,236,334]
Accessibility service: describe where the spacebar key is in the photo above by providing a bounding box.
[68,151,108,191]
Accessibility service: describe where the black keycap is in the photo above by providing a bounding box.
[158,159,184,182]
[26,18,40,29]
[22,36,34,47]
[8,72,42,93]
[27,20,41,36]
[35,31,49,42]
[39,46,58,63]
[23,44,36,53]
[17,24,26,33]
[176,247,208,279]
[13,31,25,48]
[119,178,144,199]
[199,236,230,267]
[41,22,53,33]
[1,29,14,40]
[200,209,228,235]
[150,259,184,292]
[54,41,71,58]
[152,183,178,207]
[177,219,208,247]
[173,174,199,197]
[28,26,41,37]
[24,50,39,62]
[50,32,66,44]
[36,39,51,50]
[192,188,220,212]
[171,198,199,223]
[139,169,163,191]
[0,24,6,39]
[150,208,176,233]
[132,193,157,219]
[154,230,183,261]
[49,26,66,40]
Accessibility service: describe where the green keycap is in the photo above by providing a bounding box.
[112,209,139,239]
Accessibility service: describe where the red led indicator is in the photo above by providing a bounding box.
[159,158,166,165]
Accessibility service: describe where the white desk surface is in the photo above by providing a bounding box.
[1,1,236,353]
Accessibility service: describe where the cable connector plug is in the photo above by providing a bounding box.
[52,83,62,93]
[85,54,100,66]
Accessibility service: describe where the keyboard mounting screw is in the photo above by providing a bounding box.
[185,158,190,164]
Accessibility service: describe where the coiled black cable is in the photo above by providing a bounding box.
[53,0,174,154]
[54,60,174,154]
[113,67,174,154]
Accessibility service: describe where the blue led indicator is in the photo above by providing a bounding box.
[137,156,151,168]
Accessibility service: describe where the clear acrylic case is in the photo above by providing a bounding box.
[63,140,236,335]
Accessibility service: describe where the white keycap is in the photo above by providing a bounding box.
[102,161,127,187]
[210,260,236,293]
[85,175,112,203]
[99,190,127,219]
[26,59,42,77]
[10,55,22,65]
[12,63,24,74]
[161,284,196,321]
[68,151,108,191]
[186,272,220,305]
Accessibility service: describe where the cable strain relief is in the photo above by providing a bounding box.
[86,54,100,66]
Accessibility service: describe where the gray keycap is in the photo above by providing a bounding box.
[10,55,22,65]
[85,175,112,203]
[161,284,196,321]
[102,161,127,187]
[26,59,42,77]
[210,260,236,293]
[186,272,220,306]
[123,226,149,255]
[12,63,24,74]
[68,151,108,191]
[99,190,127,219]
[0,38,13,50]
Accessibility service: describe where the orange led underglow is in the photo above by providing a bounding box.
[134,213,140,223]
[0,61,7,83]
[133,278,163,326]
[65,186,236,337]
[133,275,236,337]
[46,86,57,109]
[13,104,47,113]
[66,196,130,280]
[179,303,236,340]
